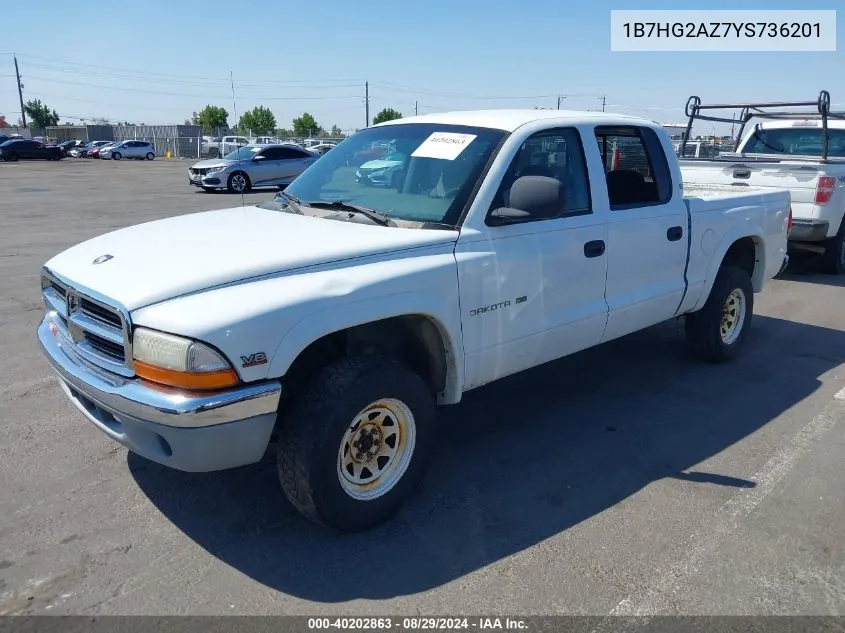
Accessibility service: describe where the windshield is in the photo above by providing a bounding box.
[281,123,506,225]
[223,146,261,161]
[742,127,845,157]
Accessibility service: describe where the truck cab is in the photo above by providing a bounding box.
[37,110,791,532]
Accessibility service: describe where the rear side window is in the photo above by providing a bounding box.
[742,127,845,157]
[278,147,311,159]
[594,126,672,209]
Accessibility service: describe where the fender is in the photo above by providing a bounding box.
[688,227,766,314]
[268,291,465,404]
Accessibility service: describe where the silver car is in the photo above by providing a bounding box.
[100,140,156,160]
[188,144,318,193]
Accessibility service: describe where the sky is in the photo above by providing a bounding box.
[0,0,842,135]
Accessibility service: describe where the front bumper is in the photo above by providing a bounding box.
[189,172,224,187]
[38,315,282,472]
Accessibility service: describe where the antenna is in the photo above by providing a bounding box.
[230,70,245,208]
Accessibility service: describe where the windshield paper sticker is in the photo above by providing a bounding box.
[411,132,477,160]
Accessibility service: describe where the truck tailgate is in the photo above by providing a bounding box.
[680,158,821,206]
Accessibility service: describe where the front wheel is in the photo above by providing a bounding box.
[276,356,435,532]
[685,265,754,363]
[227,171,251,193]
[112,152,122,160]
[146,152,155,160]
[821,223,845,275]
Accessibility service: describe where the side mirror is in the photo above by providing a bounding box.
[488,175,565,226]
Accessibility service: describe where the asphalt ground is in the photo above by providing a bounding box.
[1,158,843,617]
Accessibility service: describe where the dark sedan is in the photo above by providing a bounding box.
[0,139,63,161]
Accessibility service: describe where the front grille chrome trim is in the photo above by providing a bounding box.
[41,267,135,377]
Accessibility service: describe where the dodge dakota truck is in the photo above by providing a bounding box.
[678,91,845,274]
[37,110,791,531]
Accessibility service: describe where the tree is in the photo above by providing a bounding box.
[372,108,402,125]
[238,106,276,135]
[23,99,59,128]
[193,105,229,132]
[292,112,320,137]
[330,124,344,138]
[275,127,294,137]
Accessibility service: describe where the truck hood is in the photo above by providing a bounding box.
[44,206,458,311]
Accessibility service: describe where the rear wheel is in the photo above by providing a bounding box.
[276,356,435,532]
[821,222,845,275]
[685,265,754,363]
[227,171,251,193]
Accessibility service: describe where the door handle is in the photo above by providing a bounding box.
[667,226,683,241]
[584,240,605,258]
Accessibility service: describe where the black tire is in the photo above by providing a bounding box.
[4,153,18,162]
[685,265,754,363]
[146,152,155,161]
[201,186,215,192]
[112,152,122,160]
[227,171,251,193]
[276,355,435,532]
[821,222,845,275]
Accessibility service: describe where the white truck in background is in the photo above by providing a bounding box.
[37,110,790,532]
[678,91,845,274]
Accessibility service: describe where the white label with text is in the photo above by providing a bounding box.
[411,132,477,160]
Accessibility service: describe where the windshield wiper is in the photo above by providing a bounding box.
[304,200,393,226]
[271,190,304,214]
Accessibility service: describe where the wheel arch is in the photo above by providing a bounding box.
[691,232,764,313]
[270,303,463,406]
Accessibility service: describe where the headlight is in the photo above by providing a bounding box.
[132,327,239,390]
[207,166,226,174]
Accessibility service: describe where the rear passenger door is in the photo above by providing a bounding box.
[276,147,318,183]
[593,125,689,343]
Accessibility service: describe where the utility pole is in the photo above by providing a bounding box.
[14,55,26,128]
[365,81,369,128]
[415,101,418,116]
[557,95,566,110]
[599,95,606,112]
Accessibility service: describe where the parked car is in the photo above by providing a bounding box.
[69,141,111,158]
[0,133,23,146]
[187,144,317,193]
[355,150,406,186]
[57,140,86,156]
[0,138,63,161]
[37,109,790,532]
[309,143,336,156]
[679,90,845,274]
[203,135,250,158]
[201,136,221,157]
[88,143,117,159]
[100,140,156,160]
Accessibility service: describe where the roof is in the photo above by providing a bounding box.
[373,109,653,132]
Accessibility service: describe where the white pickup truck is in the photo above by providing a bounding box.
[37,110,790,531]
[678,92,845,274]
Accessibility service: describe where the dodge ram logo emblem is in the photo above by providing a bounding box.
[92,254,114,265]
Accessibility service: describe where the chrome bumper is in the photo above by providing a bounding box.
[38,315,281,429]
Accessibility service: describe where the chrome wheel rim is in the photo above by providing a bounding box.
[720,288,746,344]
[231,174,246,192]
[337,398,416,501]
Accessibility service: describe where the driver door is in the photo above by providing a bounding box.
[456,127,610,391]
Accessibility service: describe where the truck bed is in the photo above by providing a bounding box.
[682,182,781,199]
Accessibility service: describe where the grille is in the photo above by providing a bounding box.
[42,271,134,377]
[191,168,208,177]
